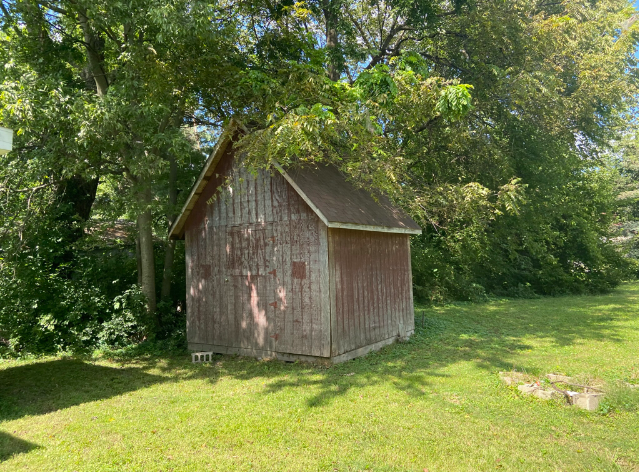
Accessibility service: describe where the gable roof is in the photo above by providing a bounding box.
[275,163,421,234]
[168,121,422,240]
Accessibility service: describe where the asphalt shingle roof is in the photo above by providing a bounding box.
[285,164,421,233]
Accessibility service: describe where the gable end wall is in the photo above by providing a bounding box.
[184,150,330,357]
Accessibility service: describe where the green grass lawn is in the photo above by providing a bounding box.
[2,284,639,471]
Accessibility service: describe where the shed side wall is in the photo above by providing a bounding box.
[184,150,329,357]
[328,228,415,356]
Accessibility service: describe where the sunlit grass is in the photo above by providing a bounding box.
[1,284,639,470]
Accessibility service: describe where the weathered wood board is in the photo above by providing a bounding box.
[185,149,330,357]
[181,129,418,362]
[328,228,415,356]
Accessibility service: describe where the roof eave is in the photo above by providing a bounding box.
[326,222,422,235]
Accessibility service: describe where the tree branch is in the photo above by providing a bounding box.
[99,25,124,49]
[0,1,23,37]
[0,182,55,193]
[37,0,69,16]
[413,116,441,134]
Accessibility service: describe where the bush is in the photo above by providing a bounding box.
[0,256,151,354]
[0,215,157,355]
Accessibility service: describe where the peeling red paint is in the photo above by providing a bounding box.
[292,261,306,280]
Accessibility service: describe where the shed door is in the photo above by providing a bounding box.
[223,221,324,357]
[225,225,278,352]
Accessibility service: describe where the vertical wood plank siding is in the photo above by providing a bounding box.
[184,149,329,357]
[328,228,415,356]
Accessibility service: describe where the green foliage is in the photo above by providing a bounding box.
[0,201,150,353]
[0,256,149,354]
[235,0,639,304]
[598,384,639,414]
[0,0,219,352]
[355,65,399,102]
[436,84,474,121]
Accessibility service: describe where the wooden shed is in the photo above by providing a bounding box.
[169,123,422,363]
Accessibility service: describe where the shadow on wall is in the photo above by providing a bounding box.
[0,359,167,422]
[0,431,39,462]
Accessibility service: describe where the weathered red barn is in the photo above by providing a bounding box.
[169,124,421,363]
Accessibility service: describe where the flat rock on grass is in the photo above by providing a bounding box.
[499,371,531,386]
[516,379,605,411]
[518,383,563,401]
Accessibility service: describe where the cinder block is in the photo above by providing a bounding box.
[192,351,214,363]
[572,393,603,411]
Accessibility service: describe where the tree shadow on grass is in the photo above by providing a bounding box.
[208,290,636,407]
[2,290,631,418]
[0,431,39,462]
[0,359,167,422]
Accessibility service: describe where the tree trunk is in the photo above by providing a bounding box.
[137,187,157,318]
[136,236,143,287]
[160,155,178,301]
[77,8,109,97]
[323,1,341,81]
[160,239,176,301]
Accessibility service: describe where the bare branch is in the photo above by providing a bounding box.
[0,182,55,193]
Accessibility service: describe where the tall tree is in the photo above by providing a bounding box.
[232,0,639,297]
[0,0,242,318]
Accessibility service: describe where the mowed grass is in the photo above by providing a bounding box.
[2,285,639,471]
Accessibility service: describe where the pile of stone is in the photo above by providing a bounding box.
[499,371,604,411]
